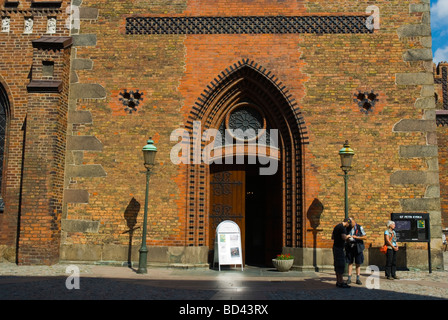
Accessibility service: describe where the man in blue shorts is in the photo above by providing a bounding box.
[345,217,367,285]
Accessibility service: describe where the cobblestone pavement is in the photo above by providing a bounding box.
[0,261,447,301]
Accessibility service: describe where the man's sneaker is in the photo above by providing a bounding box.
[336,282,351,288]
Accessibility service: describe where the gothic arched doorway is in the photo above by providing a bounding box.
[0,83,9,212]
[209,159,282,266]
[184,59,308,266]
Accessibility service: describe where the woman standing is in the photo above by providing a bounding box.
[384,221,399,280]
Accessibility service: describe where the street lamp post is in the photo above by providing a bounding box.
[339,140,355,220]
[137,138,157,274]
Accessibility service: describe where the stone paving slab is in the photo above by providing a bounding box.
[0,262,447,301]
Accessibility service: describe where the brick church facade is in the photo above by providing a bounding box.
[0,0,445,269]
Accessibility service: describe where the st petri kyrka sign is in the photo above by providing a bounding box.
[390,213,432,273]
[391,213,430,242]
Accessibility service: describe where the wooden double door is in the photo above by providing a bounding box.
[209,163,282,266]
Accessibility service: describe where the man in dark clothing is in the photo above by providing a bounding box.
[332,218,351,288]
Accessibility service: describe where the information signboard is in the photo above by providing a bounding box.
[390,213,432,273]
[391,213,430,242]
[213,220,243,271]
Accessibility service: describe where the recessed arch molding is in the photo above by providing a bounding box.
[184,59,308,250]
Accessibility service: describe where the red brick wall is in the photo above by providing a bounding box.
[0,0,71,264]
[63,0,429,256]
[1,0,440,265]
[436,62,448,231]
[438,126,448,229]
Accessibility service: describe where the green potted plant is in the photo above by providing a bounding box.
[272,253,294,272]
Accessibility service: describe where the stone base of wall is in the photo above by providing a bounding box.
[60,244,209,268]
[60,244,444,271]
[284,247,444,272]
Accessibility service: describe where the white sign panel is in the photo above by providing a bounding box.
[214,220,243,271]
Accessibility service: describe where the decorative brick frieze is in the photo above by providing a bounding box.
[126,15,373,35]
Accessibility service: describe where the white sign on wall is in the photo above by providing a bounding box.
[213,220,243,271]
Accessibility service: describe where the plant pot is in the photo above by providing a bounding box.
[272,258,294,272]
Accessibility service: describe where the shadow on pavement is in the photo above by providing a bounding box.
[0,275,445,300]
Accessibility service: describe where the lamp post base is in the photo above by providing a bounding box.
[137,247,148,274]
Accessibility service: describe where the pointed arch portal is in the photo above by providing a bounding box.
[0,83,9,212]
[184,59,308,265]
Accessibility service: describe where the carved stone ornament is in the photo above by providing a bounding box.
[47,17,57,34]
[1,17,10,33]
[24,17,33,34]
